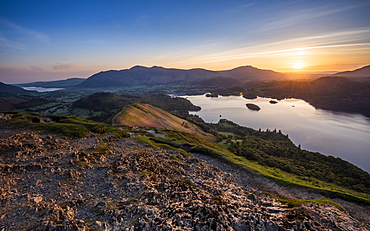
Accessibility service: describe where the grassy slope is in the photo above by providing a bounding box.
[114,102,214,140]
[148,129,370,205]
[1,111,129,139]
[111,103,370,204]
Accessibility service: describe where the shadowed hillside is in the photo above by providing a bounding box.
[0,82,29,97]
[77,65,285,88]
[333,65,370,77]
[247,76,370,116]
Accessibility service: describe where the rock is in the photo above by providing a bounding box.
[0,126,368,230]
[246,103,261,111]
[269,100,278,104]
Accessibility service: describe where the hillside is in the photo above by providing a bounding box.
[113,104,370,198]
[251,76,370,116]
[78,65,284,88]
[1,111,369,230]
[0,82,29,97]
[333,65,370,77]
[72,92,201,122]
[113,102,213,140]
[15,78,86,88]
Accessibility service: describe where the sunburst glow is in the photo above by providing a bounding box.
[293,62,305,69]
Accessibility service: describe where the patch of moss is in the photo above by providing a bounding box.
[133,136,158,149]
[282,198,345,212]
[189,145,223,158]
[34,123,89,138]
[150,137,181,148]
[4,112,130,139]
[95,142,110,152]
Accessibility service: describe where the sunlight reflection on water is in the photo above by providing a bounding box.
[182,94,370,173]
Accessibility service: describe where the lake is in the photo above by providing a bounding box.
[22,87,64,92]
[181,94,370,173]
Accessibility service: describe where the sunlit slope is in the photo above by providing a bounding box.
[114,102,213,140]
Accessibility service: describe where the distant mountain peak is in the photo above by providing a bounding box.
[333,64,370,77]
[130,65,148,70]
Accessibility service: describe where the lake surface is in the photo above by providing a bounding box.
[22,87,64,92]
[181,94,370,173]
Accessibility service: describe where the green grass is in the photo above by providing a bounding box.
[34,123,89,138]
[214,150,370,205]
[218,131,236,136]
[262,192,346,211]
[155,127,370,205]
[4,112,129,139]
[134,136,191,157]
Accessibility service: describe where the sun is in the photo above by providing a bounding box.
[293,62,305,69]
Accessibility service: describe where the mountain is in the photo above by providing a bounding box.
[15,77,86,88]
[78,65,284,88]
[219,65,283,80]
[333,65,370,77]
[0,82,29,97]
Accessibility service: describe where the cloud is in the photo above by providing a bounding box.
[52,63,82,71]
[178,27,370,64]
[0,17,50,44]
[258,4,364,32]
[228,3,257,13]
[31,66,43,71]
[0,36,24,50]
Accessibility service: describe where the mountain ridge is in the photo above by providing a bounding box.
[333,64,370,77]
[15,78,86,88]
[0,82,29,97]
[78,65,284,88]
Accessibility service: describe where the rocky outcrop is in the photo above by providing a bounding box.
[0,126,369,230]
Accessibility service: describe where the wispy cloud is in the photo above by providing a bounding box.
[0,36,24,50]
[0,17,50,45]
[258,4,364,32]
[254,28,370,49]
[52,63,82,71]
[31,66,43,71]
[183,43,370,64]
[175,26,370,65]
[228,3,257,13]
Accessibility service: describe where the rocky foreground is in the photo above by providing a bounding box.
[1,126,369,230]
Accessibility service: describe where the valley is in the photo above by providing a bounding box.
[1,64,370,230]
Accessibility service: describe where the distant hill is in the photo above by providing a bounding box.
[113,102,213,140]
[219,65,283,80]
[0,82,29,97]
[258,76,370,116]
[78,65,284,88]
[15,78,86,88]
[333,65,370,77]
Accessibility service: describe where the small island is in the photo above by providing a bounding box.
[269,100,278,104]
[246,103,261,111]
[205,93,218,98]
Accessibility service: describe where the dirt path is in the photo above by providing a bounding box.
[111,106,126,125]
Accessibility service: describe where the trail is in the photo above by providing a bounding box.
[111,106,126,125]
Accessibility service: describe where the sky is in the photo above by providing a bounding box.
[0,0,370,83]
